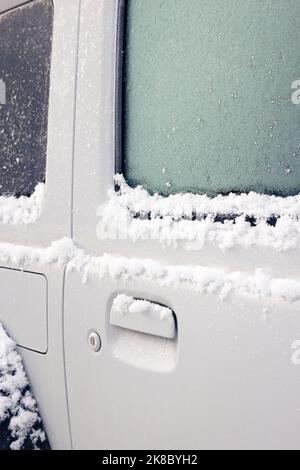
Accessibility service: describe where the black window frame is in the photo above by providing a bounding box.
[115,0,126,178]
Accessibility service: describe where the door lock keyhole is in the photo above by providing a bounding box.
[88,331,101,353]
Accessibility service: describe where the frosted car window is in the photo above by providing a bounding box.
[123,0,300,197]
[0,0,53,197]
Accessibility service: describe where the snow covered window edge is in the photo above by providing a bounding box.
[114,174,300,219]
[0,183,45,225]
[94,176,300,251]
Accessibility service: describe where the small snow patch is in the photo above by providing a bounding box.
[112,294,172,320]
[111,294,175,339]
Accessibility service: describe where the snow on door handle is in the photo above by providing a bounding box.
[110,294,176,340]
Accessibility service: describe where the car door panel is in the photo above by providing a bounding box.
[64,273,300,449]
[65,0,300,450]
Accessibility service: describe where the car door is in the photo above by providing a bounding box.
[0,0,79,449]
[64,0,300,449]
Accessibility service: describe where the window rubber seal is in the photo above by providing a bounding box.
[115,0,126,182]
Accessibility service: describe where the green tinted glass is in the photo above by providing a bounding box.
[123,0,300,197]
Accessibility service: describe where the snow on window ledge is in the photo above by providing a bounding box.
[0,183,45,225]
[94,175,300,252]
[114,174,300,219]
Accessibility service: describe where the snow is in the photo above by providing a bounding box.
[0,238,298,304]
[68,249,300,303]
[0,237,76,268]
[0,324,47,450]
[0,183,44,225]
[95,175,300,252]
[114,174,300,219]
[112,294,173,320]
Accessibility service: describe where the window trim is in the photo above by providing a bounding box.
[115,0,126,177]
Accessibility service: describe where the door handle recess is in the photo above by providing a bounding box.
[110,294,176,340]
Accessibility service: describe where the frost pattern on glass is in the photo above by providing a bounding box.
[123,0,300,197]
[0,0,53,197]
